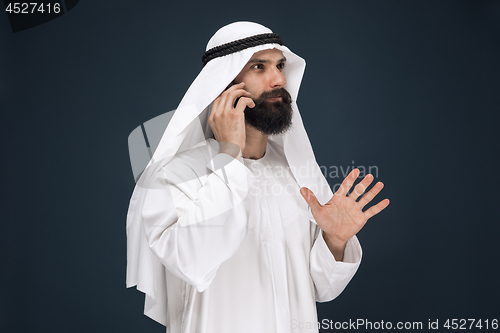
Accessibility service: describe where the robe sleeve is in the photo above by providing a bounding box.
[309,212,362,302]
[141,152,254,293]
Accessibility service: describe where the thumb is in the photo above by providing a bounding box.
[300,187,322,214]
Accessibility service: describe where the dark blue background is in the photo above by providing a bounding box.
[1,0,499,332]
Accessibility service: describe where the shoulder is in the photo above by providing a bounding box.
[162,138,219,182]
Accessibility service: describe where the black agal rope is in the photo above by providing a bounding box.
[202,33,284,66]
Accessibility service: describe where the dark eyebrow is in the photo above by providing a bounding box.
[247,57,287,65]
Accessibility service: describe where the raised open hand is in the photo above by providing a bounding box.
[300,168,389,260]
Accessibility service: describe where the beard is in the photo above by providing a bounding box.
[244,87,293,135]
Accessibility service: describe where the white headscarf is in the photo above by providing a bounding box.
[126,21,334,326]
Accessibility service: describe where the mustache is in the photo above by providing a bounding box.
[255,88,292,104]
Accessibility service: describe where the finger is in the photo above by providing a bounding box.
[234,96,255,112]
[214,83,234,107]
[210,97,218,116]
[209,99,220,133]
[208,117,218,139]
[358,181,384,208]
[300,187,322,216]
[363,198,390,219]
[216,90,229,112]
[225,81,245,92]
[351,173,374,200]
[214,83,242,111]
[212,86,248,119]
[219,82,247,104]
[228,88,252,109]
[336,168,360,197]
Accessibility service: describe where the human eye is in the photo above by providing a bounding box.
[251,63,264,70]
[277,62,286,71]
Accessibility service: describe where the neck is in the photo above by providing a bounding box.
[242,124,268,160]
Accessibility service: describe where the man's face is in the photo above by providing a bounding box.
[234,49,293,135]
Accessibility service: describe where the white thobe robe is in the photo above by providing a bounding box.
[141,138,362,333]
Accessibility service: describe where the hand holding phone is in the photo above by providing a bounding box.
[209,82,255,157]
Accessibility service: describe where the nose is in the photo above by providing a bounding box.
[269,67,286,88]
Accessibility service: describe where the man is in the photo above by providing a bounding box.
[127,22,389,333]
